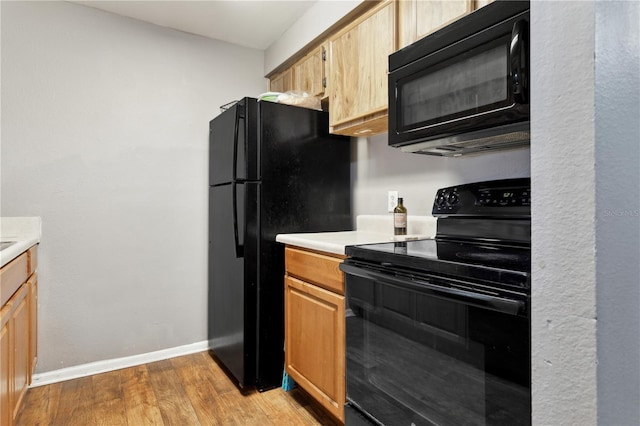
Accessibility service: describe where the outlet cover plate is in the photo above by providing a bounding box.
[388,191,398,213]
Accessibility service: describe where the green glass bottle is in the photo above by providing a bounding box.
[393,197,407,235]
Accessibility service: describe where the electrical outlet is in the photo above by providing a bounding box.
[388,191,398,213]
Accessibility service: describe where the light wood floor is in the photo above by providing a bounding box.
[16,350,339,426]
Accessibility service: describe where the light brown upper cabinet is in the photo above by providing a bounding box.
[269,45,326,98]
[327,0,396,137]
[269,68,294,93]
[294,45,327,98]
[398,0,473,48]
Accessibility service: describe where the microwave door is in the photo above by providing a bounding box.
[395,25,530,157]
[397,37,514,134]
[388,2,530,155]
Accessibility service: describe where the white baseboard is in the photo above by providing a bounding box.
[30,340,210,387]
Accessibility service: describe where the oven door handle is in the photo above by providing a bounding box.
[341,263,526,316]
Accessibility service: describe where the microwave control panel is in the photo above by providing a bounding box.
[432,178,531,217]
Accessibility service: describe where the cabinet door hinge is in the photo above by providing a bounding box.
[322,77,327,88]
[322,47,326,61]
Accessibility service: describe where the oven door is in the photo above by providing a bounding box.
[341,261,531,426]
[388,7,529,155]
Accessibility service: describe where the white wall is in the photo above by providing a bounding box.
[1,1,266,373]
[531,2,598,423]
[352,134,530,217]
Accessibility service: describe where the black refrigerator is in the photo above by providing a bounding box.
[208,97,351,391]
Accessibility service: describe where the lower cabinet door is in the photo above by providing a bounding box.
[285,275,345,422]
[11,284,29,422]
[28,274,38,379]
[1,305,11,426]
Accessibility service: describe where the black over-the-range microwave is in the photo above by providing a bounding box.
[388,0,530,156]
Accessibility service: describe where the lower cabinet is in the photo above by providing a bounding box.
[10,284,29,422]
[1,304,12,426]
[0,246,39,425]
[284,246,346,423]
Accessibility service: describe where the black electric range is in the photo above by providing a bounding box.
[341,178,532,426]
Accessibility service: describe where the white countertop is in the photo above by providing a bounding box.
[0,217,42,268]
[276,215,436,255]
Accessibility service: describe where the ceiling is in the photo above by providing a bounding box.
[70,1,318,50]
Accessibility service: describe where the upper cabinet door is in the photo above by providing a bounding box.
[327,0,396,137]
[269,68,294,93]
[398,0,473,49]
[294,45,326,98]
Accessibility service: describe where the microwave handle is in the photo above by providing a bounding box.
[510,19,528,103]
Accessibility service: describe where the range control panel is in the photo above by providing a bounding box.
[432,178,531,217]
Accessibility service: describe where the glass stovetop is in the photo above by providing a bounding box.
[345,238,531,290]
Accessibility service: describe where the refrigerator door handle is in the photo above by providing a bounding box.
[232,182,244,258]
[232,103,245,181]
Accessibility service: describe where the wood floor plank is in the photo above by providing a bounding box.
[50,376,95,425]
[91,369,127,425]
[15,382,60,426]
[219,387,275,426]
[120,364,164,426]
[257,387,317,425]
[147,358,201,425]
[181,353,274,426]
[171,352,230,425]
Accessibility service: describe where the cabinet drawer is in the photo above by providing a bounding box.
[285,247,345,294]
[1,253,28,307]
